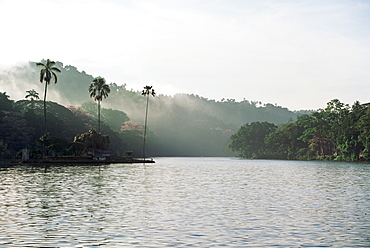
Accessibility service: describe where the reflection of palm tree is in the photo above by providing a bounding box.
[36,59,61,132]
[88,77,110,133]
[142,86,155,161]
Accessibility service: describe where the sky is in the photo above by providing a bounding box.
[0,0,369,110]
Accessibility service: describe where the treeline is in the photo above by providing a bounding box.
[3,60,367,161]
[101,85,307,156]
[0,61,305,157]
[229,99,370,161]
[0,92,140,159]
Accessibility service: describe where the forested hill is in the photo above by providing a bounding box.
[0,61,309,156]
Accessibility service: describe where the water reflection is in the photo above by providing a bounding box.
[0,159,369,247]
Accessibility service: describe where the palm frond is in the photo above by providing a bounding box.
[52,67,61,73]
[89,77,110,102]
[142,85,155,96]
[37,59,60,84]
[51,72,58,84]
[39,69,45,83]
[102,84,110,92]
[46,59,56,67]
[89,90,96,98]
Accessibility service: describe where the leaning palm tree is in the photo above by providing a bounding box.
[142,85,155,161]
[88,77,110,133]
[36,59,61,132]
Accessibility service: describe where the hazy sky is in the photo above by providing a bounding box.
[1,0,369,110]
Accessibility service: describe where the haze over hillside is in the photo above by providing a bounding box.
[0,62,310,156]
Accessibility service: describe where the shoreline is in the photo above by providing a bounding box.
[1,157,155,166]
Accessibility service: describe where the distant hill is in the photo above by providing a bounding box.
[0,61,311,156]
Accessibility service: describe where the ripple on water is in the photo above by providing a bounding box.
[0,158,369,247]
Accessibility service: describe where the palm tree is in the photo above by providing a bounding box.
[25,89,40,109]
[25,89,39,100]
[36,59,61,132]
[142,86,155,161]
[88,77,110,133]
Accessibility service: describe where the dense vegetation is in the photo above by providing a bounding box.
[4,61,368,161]
[0,93,128,159]
[0,61,307,158]
[229,99,370,161]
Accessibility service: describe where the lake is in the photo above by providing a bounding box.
[0,157,369,247]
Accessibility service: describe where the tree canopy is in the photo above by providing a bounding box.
[230,99,370,161]
[2,62,367,160]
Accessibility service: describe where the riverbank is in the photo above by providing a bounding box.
[1,156,155,166]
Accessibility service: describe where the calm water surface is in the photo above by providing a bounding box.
[0,157,369,247]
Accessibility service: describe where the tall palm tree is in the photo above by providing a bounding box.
[88,77,110,133]
[36,59,61,132]
[142,85,155,161]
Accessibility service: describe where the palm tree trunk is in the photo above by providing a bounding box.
[98,101,100,133]
[143,94,150,161]
[43,82,48,133]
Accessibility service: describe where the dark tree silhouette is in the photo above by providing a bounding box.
[36,59,61,132]
[88,77,110,133]
[25,89,39,101]
[142,85,155,161]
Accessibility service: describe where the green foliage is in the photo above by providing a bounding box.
[0,140,13,159]
[119,121,143,156]
[36,59,61,132]
[25,89,39,101]
[81,101,130,132]
[74,129,110,151]
[229,121,277,158]
[231,99,370,161]
[15,100,88,141]
[4,62,369,160]
[265,123,306,159]
[102,83,304,156]
[296,112,334,157]
[81,101,96,114]
[0,110,33,152]
[355,104,370,160]
[89,77,110,102]
[124,150,133,157]
[68,142,85,156]
[37,133,71,157]
[0,92,128,159]
[295,99,365,160]
[89,77,110,132]
[0,92,13,111]
[37,59,61,85]
[102,108,130,132]
[5,62,305,157]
